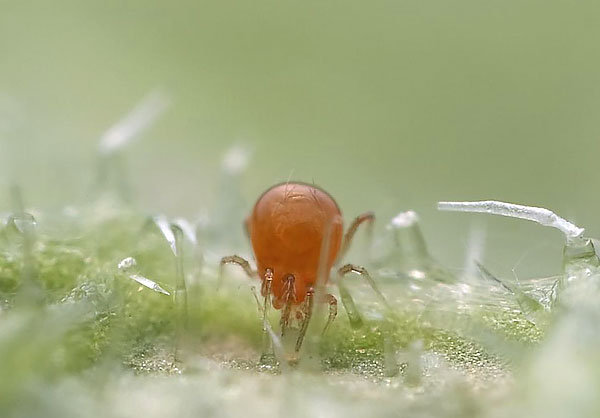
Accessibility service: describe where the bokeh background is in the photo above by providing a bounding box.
[2,0,600,278]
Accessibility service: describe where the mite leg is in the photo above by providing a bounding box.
[338,264,390,309]
[260,269,274,358]
[250,269,274,317]
[336,212,375,264]
[218,255,256,289]
[280,274,296,336]
[295,290,315,352]
[321,293,338,335]
[261,269,273,327]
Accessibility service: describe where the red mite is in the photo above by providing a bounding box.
[220,182,375,352]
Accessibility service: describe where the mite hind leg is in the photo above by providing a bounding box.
[218,255,256,289]
[336,212,375,264]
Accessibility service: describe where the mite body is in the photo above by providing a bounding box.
[248,183,343,308]
[220,182,375,353]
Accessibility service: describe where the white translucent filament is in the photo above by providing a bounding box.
[98,89,170,155]
[438,200,585,242]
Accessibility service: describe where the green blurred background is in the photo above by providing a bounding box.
[2,0,600,278]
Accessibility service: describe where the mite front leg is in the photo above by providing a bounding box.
[218,255,256,289]
[336,212,374,264]
[295,290,314,352]
[280,274,296,336]
[321,293,338,335]
[337,264,390,309]
[260,268,274,358]
[294,292,337,353]
[261,269,273,327]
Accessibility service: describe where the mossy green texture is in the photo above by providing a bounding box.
[0,205,580,418]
